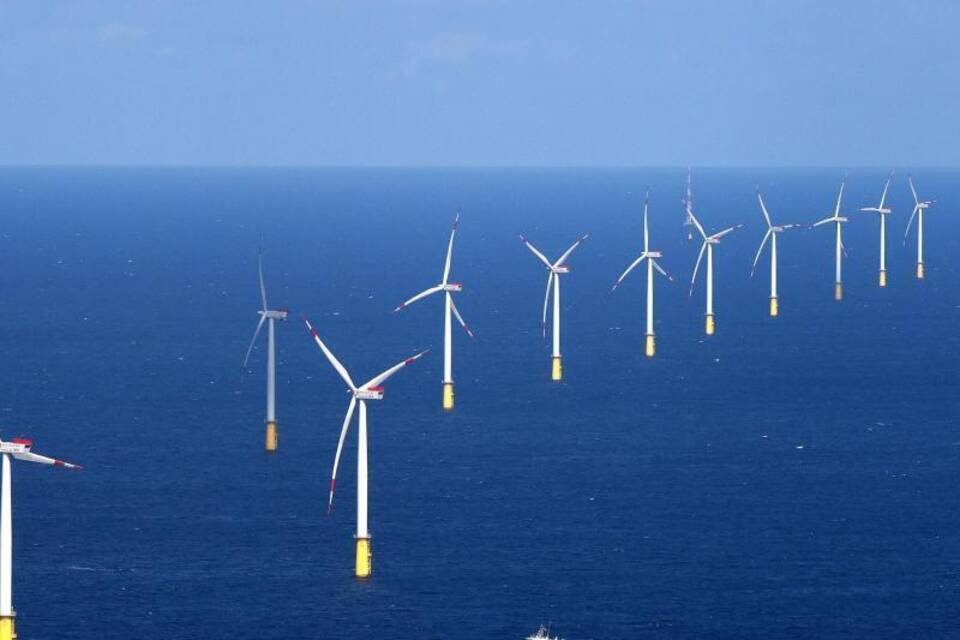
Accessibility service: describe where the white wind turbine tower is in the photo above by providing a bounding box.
[905,174,935,279]
[243,249,288,452]
[859,172,894,287]
[394,213,474,411]
[611,193,672,357]
[812,181,850,301]
[752,188,799,317]
[0,437,80,640]
[519,233,589,380]
[688,209,742,336]
[303,316,428,579]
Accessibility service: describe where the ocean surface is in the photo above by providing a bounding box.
[0,167,957,639]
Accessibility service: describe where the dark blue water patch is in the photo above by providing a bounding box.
[0,167,957,639]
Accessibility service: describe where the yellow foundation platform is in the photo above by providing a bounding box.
[879,270,887,287]
[705,314,715,336]
[442,382,454,411]
[0,615,15,640]
[551,356,562,381]
[355,537,372,578]
[265,421,278,452]
[769,297,778,317]
[917,263,924,279]
[645,334,655,358]
[834,283,843,301]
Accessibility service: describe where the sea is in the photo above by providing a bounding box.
[0,167,957,639]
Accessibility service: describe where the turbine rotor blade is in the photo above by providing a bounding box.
[242,314,267,369]
[643,195,650,252]
[710,224,742,241]
[611,254,646,293]
[834,181,845,218]
[258,249,268,311]
[904,203,920,243]
[12,451,81,469]
[751,229,772,278]
[303,315,356,390]
[442,211,460,285]
[652,259,671,280]
[690,241,707,296]
[687,209,708,240]
[542,272,554,337]
[757,189,773,228]
[361,349,430,390]
[519,235,553,269]
[449,297,475,339]
[327,396,357,514]
[879,171,894,210]
[554,233,590,267]
[394,285,444,312]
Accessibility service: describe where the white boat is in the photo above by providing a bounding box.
[526,625,562,640]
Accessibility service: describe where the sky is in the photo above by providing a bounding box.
[0,1,957,167]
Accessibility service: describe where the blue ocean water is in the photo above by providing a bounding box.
[0,167,957,639]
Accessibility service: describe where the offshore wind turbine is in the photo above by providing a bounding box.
[303,316,428,578]
[905,175,935,279]
[0,437,80,640]
[242,249,288,452]
[752,189,799,317]
[519,233,589,380]
[688,209,742,336]
[611,193,672,357]
[860,172,894,287]
[812,181,849,301]
[394,213,474,411]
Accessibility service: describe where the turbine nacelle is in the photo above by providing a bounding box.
[260,308,289,320]
[0,438,33,454]
[354,387,384,401]
[645,251,663,258]
[442,283,463,292]
[551,265,571,274]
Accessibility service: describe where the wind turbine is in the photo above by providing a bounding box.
[752,188,799,317]
[519,233,589,380]
[242,249,288,452]
[303,316,428,578]
[0,437,80,640]
[905,175,935,279]
[394,213,474,411]
[860,172,894,287]
[682,168,696,242]
[611,192,672,357]
[688,209,742,335]
[812,181,849,301]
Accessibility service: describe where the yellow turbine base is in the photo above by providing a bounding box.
[551,356,562,381]
[770,297,779,317]
[917,263,924,279]
[705,314,715,336]
[645,334,656,358]
[442,383,454,411]
[355,537,372,578]
[879,270,887,287]
[265,421,278,452]
[0,616,15,640]
[834,283,843,301]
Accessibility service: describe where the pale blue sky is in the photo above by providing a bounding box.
[1,1,956,166]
